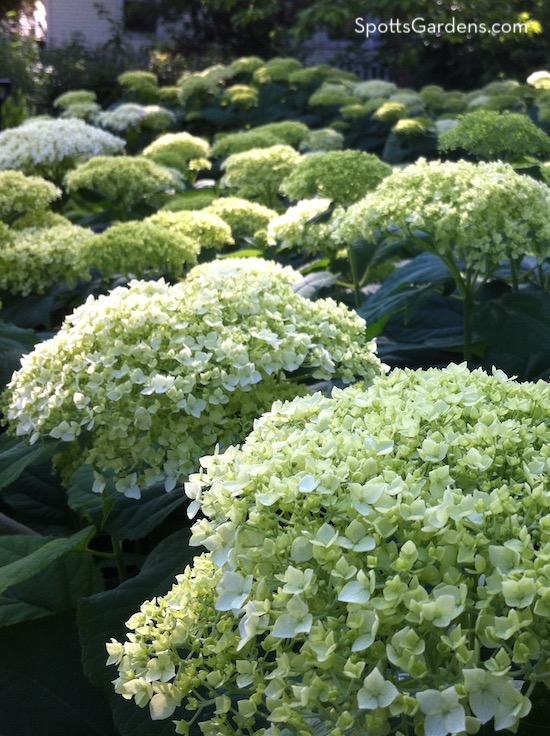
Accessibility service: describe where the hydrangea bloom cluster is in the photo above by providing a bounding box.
[252,121,310,147]
[142,132,211,178]
[438,110,550,161]
[281,150,391,207]
[309,83,359,107]
[0,224,93,295]
[252,57,302,84]
[222,145,302,206]
[527,70,550,89]
[211,131,281,159]
[96,104,174,133]
[0,119,125,181]
[178,74,220,106]
[79,220,199,278]
[108,362,550,735]
[353,79,399,99]
[373,101,408,123]
[147,210,233,251]
[53,89,97,109]
[117,71,160,104]
[60,102,101,122]
[0,171,61,224]
[226,56,264,78]
[299,128,344,152]
[267,198,339,257]
[204,197,277,241]
[3,259,381,498]
[335,159,550,272]
[222,85,259,109]
[66,156,182,211]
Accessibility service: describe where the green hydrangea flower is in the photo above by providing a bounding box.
[267,197,339,257]
[222,84,259,109]
[0,171,61,225]
[221,145,302,207]
[353,79,399,100]
[96,103,174,133]
[108,363,550,735]
[142,132,211,178]
[3,259,381,498]
[527,70,550,90]
[147,210,233,250]
[309,83,360,107]
[300,128,344,152]
[252,121,310,147]
[335,159,550,272]
[178,73,220,106]
[0,224,93,295]
[53,89,97,109]
[211,130,281,159]
[226,57,265,78]
[281,150,391,207]
[438,110,550,161]
[60,102,101,122]
[117,71,160,104]
[252,57,302,84]
[0,119,125,182]
[205,197,277,241]
[79,220,199,278]
[373,101,408,123]
[11,210,71,230]
[66,156,182,212]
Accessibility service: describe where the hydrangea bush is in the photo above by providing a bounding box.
[211,131,281,160]
[66,155,182,214]
[2,259,381,497]
[221,145,302,207]
[0,171,61,225]
[267,198,339,257]
[79,220,199,279]
[281,150,391,207]
[0,224,94,295]
[0,118,125,183]
[108,363,550,736]
[204,197,277,242]
[142,132,211,178]
[438,110,550,161]
[147,210,233,251]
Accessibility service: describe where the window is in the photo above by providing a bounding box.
[124,1,157,34]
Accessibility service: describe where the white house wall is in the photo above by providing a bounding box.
[43,0,124,47]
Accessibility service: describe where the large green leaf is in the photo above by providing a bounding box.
[477,290,550,380]
[0,435,60,491]
[0,526,93,596]
[358,252,453,324]
[78,528,195,690]
[0,320,40,388]
[0,534,102,627]
[0,611,117,736]
[68,465,187,540]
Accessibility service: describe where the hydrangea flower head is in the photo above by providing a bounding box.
[3,259,381,497]
[335,158,550,272]
[221,145,302,206]
[204,197,277,241]
[142,132,211,178]
[281,150,391,206]
[147,210,233,251]
[0,171,61,224]
[0,119,125,181]
[108,363,550,734]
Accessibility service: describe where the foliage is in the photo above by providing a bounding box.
[438,110,550,161]
[110,362,550,735]
[2,259,381,498]
[281,150,391,207]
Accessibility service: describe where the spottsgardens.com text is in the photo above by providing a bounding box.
[355,17,529,38]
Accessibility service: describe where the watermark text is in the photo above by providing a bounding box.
[355,17,528,38]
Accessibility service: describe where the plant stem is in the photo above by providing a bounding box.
[462,287,474,368]
[111,537,128,583]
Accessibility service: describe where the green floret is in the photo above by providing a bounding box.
[281,150,391,206]
[80,219,199,278]
[438,109,550,161]
[142,132,211,178]
[53,89,97,109]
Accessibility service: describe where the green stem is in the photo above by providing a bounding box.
[462,287,474,368]
[111,537,128,583]
[348,244,362,308]
[510,257,520,292]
